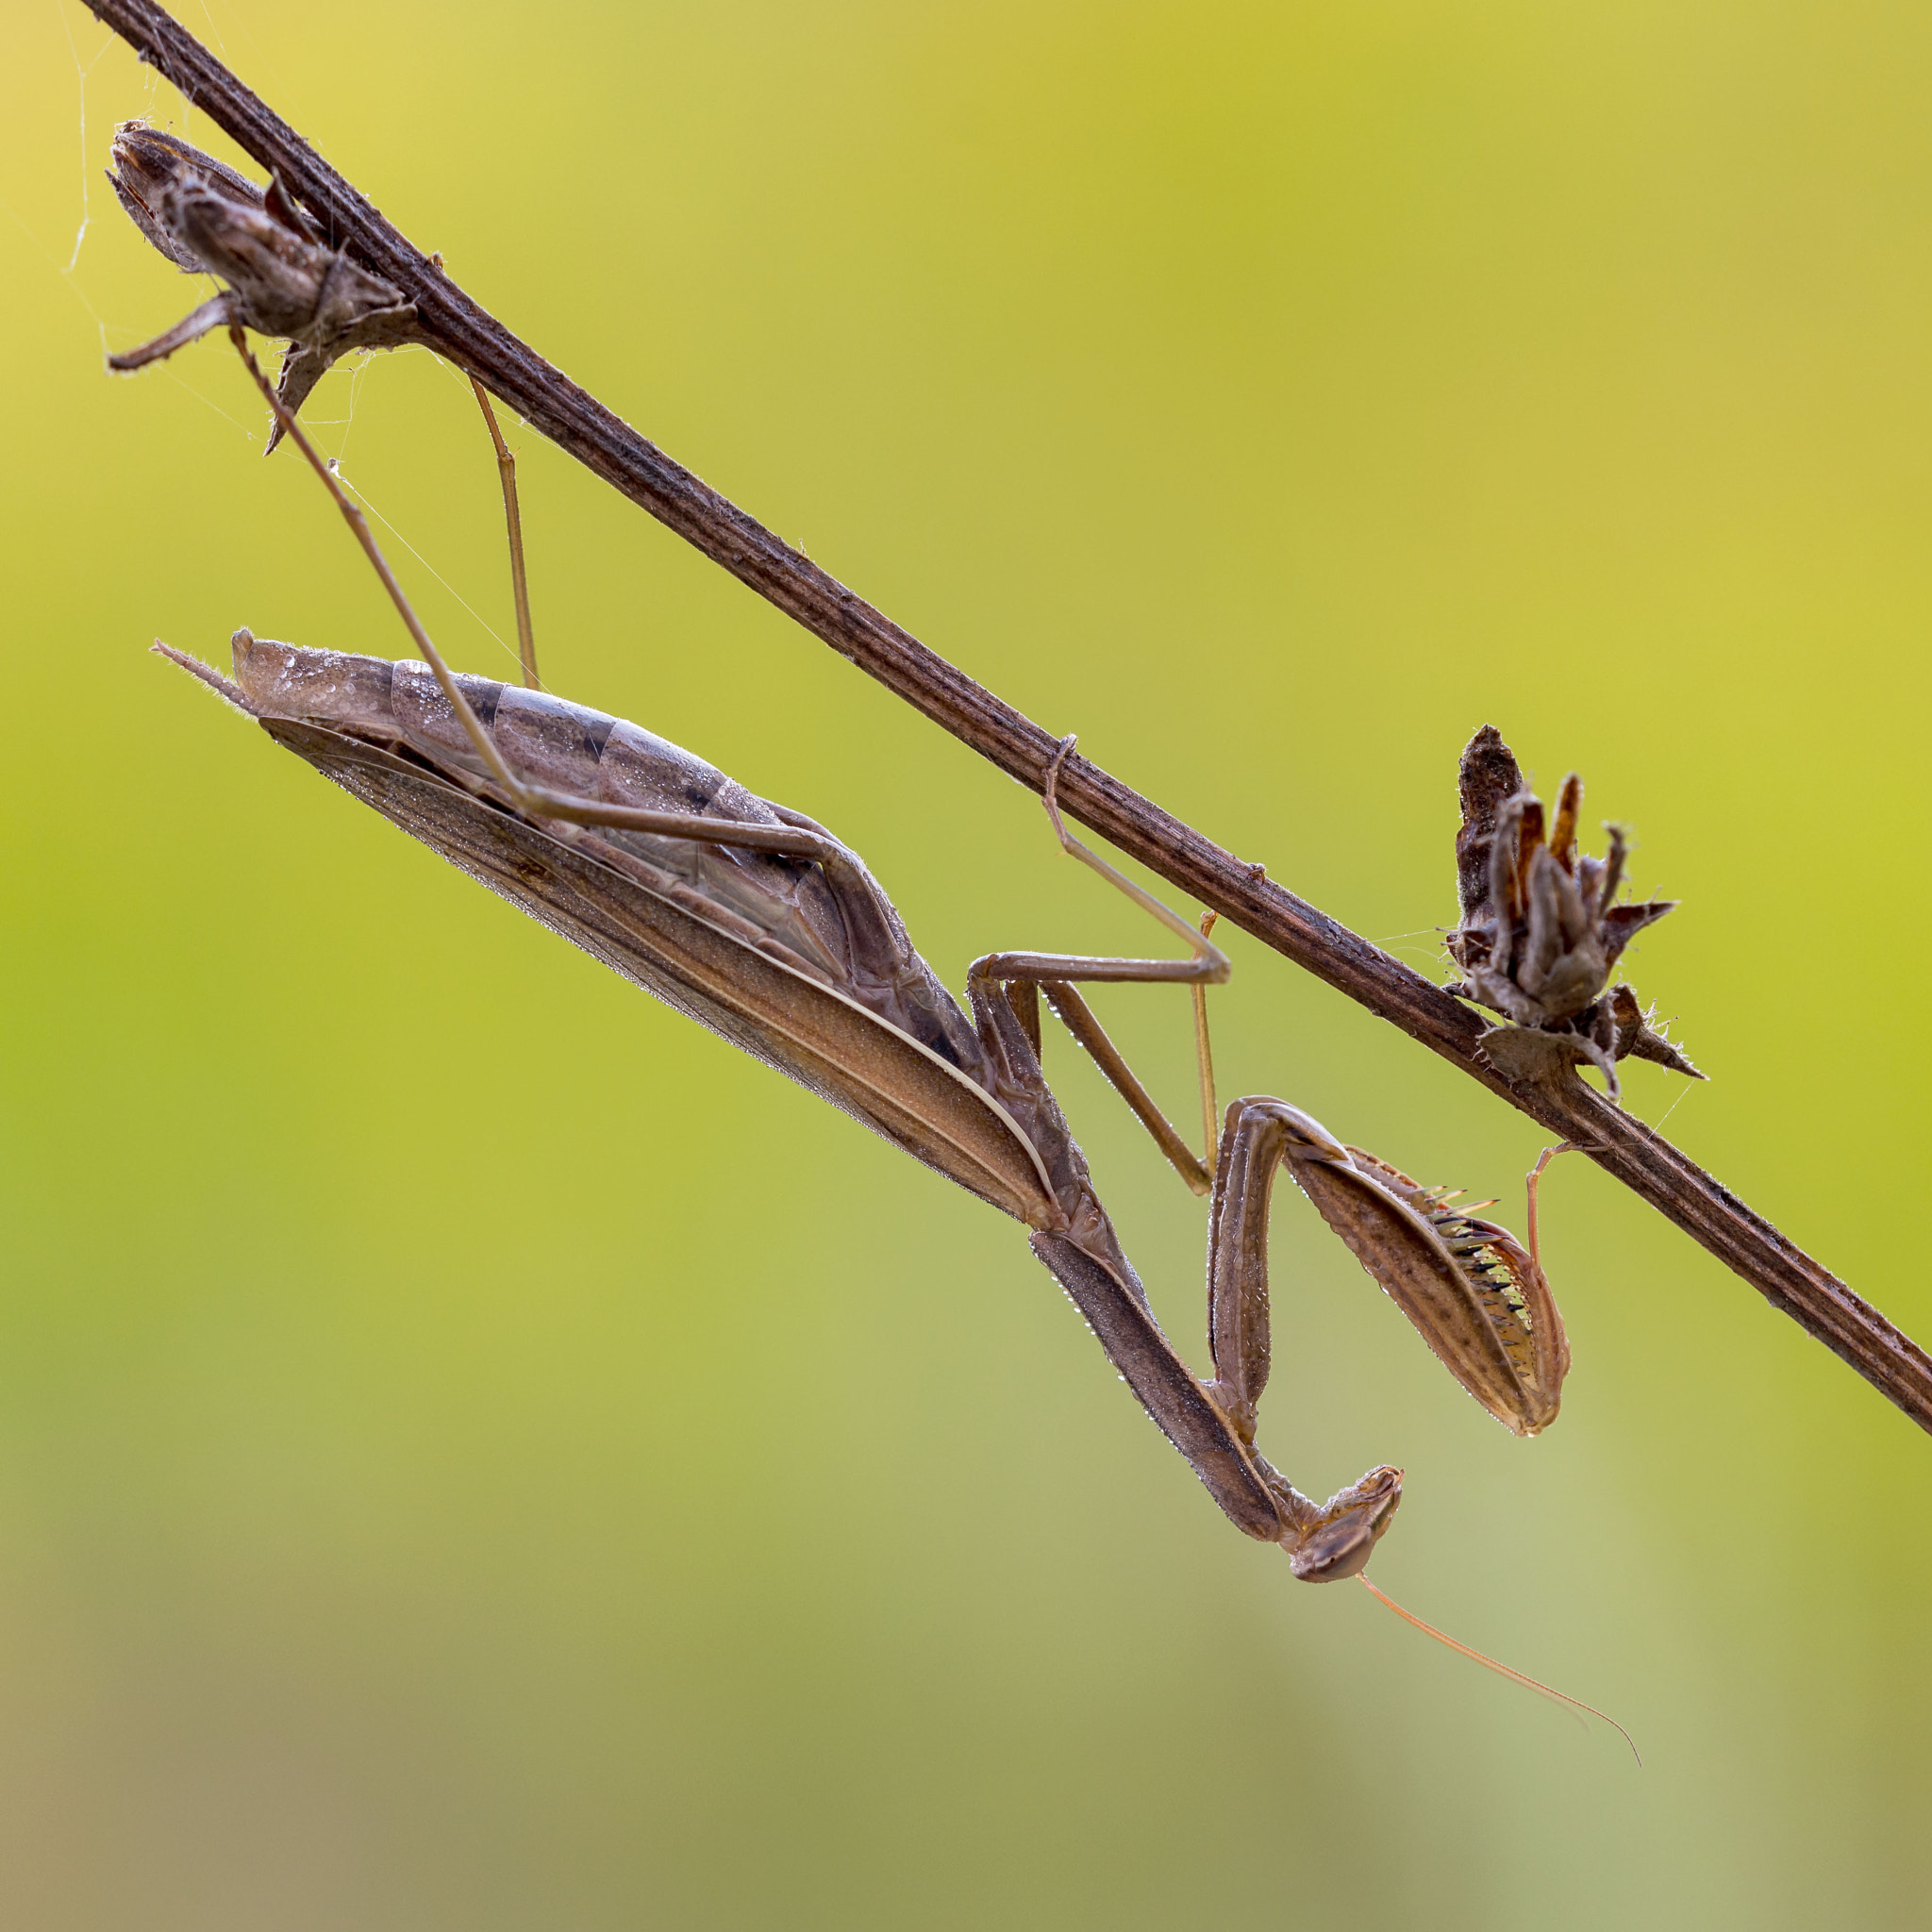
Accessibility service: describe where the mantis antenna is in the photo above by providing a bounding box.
[1357,1573,1641,1764]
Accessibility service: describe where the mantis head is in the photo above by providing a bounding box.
[1286,1465,1403,1582]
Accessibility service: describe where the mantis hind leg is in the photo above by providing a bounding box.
[228,331,848,861]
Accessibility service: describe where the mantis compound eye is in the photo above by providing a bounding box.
[1287,1465,1403,1582]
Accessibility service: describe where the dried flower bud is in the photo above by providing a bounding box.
[1445,725,1700,1098]
[105,124,423,446]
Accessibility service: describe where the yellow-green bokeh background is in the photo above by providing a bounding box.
[5,2,1930,1924]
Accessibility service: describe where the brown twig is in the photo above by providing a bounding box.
[81,0,1932,1434]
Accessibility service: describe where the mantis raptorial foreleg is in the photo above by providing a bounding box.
[973,786,1569,1576]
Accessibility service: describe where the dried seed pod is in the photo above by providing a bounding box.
[1445,725,1701,1098]
[105,124,424,445]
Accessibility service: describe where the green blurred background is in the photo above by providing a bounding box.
[4,1,1930,1924]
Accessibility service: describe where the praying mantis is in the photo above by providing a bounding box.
[106,123,1687,1619]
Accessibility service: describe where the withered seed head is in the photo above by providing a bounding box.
[105,124,423,448]
[1445,724,1700,1099]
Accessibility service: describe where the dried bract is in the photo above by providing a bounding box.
[104,124,424,445]
[1445,725,1700,1098]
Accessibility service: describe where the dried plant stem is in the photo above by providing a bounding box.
[82,0,1932,1433]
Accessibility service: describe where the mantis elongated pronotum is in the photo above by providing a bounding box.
[108,124,1669,1737]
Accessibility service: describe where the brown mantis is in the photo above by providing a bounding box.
[140,396,1569,1592]
[106,128,1671,1724]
